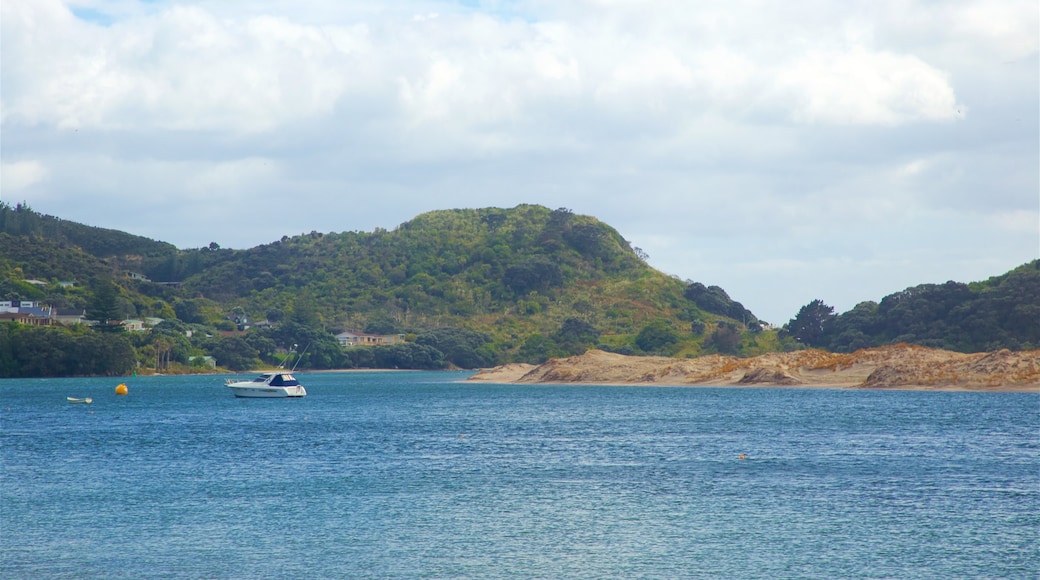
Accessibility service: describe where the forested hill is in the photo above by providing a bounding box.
[0,202,177,259]
[0,202,763,374]
[782,260,1040,353]
[165,205,759,358]
[0,200,1035,379]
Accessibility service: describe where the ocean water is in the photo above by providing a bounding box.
[1,372,1037,579]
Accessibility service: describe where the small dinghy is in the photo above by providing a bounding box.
[67,397,93,404]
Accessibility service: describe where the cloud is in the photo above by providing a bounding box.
[1,0,1036,323]
[3,1,363,132]
[776,48,960,125]
[0,160,49,192]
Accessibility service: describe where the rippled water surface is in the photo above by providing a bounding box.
[2,372,1038,578]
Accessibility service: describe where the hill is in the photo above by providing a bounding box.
[0,201,1036,377]
[0,203,762,374]
[163,204,765,362]
[782,261,1040,352]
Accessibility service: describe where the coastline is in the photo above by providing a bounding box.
[468,346,1040,393]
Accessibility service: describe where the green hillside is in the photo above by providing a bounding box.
[0,203,760,376]
[1,200,1035,378]
[782,260,1040,352]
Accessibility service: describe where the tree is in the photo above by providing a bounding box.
[517,334,565,364]
[373,342,446,370]
[504,257,563,295]
[89,277,124,331]
[416,327,495,368]
[827,301,880,352]
[174,299,204,324]
[289,336,343,370]
[783,299,835,347]
[684,282,758,324]
[707,322,741,354]
[556,318,600,355]
[689,319,706,335]
[289,294,321,329]
[364,313,398,335]
[209,336,260,371]
[635,319,680,354]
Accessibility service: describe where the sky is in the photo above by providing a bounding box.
[2,0,1038,324]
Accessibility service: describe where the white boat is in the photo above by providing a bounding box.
[225,371,306,398]
[225,343,308,398]
[67,397,93,404]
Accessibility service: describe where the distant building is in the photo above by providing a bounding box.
[335,330,406,348]
[122,319,146,332]
[0,299,57,322]
[53,309,88,325]
[0,311,52,326]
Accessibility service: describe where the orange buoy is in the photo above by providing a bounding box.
[115,383,128,396]
[738,454,747,460]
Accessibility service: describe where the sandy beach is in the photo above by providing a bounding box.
[468,345,1040,392]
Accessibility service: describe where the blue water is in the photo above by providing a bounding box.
[2,372,1037,579]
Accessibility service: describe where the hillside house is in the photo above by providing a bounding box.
[335,330,406,348]
[53,309,88,325]
[0,301,91,326]
[0,311,53,326]
[122,319,146,332]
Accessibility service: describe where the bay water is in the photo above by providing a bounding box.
[2,372,1037,578]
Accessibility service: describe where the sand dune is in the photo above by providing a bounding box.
[468,345,1040,392]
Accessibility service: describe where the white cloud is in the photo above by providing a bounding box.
[2,0,1036,323]
[777,48,960,125]
[1,160,49,191]
[2,1,361,132]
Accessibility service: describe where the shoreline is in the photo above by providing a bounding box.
[467,347,1040,393]
[468,379,1040,393]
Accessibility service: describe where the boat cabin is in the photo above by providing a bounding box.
[268,373,300,386]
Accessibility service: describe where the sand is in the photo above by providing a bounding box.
[468,345,1040,392]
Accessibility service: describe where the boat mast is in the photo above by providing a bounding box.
[278,344,298,370]
[291,343,311,372]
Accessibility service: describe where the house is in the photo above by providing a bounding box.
[0,301,83,325]
[122,319,146,332]
[0,311,52,326]
[127,271,150,282]
[53,309,88,325]
[335,330,406,348]
[17,304,51,318]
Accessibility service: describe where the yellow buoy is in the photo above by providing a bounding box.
[115,383,128,396]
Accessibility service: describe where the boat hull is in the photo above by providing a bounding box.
[226,384,306,398]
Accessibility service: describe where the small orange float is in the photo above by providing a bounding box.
[115,383,128,396]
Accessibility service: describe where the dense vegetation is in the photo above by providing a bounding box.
[0,201,1035,377]
[781,260,1040,352]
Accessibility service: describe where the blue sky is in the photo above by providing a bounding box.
[2,0,1037,324]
